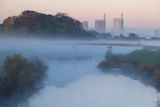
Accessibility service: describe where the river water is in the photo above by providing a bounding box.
[0,39,158,107]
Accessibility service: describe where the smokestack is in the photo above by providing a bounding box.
[121,13,123,19]
[121,12,124,34]
[104,13,106,32]
[104,14,106,21]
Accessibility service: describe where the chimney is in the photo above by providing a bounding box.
[104,14,106,21]
[121,13,123,19]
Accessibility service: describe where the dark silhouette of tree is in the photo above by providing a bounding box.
[0,24,4,33]
[1,10,96,39]
[0,54,48,107]
[128,33,139,40]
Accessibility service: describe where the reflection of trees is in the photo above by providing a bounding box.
[0,54,48,107]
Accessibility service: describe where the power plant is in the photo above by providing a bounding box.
[121,13,124,35]
[95,14,106,33]
[82,13,125,36]
[113,13,125,36]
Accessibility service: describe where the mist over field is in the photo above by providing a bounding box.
[0,37,159,106]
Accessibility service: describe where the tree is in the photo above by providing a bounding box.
[0,54,48,106]
[1,10,96,39]
[128,33,139,40]
[55,13,68,18]
[0,24,4,33]
[3,17,14,32]
[101,33,112,39]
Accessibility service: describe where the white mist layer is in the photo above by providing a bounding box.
[0,38,158,106]
[30,74,158,107]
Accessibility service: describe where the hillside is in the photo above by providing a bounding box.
[1,10,96,39]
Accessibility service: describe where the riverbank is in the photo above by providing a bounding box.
[98,49,160,92]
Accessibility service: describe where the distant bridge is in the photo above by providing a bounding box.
[79,43,160,51]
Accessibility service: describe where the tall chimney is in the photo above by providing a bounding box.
[104,14,106,21]
[121,12,124,34]
[121,13,123,19]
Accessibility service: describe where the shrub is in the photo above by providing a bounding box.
[0,54,48,106]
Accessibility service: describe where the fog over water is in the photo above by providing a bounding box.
[0,38,159,107]
[31,75,158,107]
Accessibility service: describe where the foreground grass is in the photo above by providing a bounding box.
[124,50,160,67]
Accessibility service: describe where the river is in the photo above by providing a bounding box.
[0,39,158,107]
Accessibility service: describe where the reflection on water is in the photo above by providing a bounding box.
[0,39,158,107]
[31,75,158,107]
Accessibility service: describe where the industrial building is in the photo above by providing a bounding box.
[95,14,106,33]
[113,13,124,36]
[113,18,121,36]
[121,13,124,34]
[82,21,89,30]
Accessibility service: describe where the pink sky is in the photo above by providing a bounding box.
[0,0,160,29]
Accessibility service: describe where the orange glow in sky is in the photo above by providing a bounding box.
[0,0,160,29]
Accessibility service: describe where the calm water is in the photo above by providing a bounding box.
[0,39,158,107]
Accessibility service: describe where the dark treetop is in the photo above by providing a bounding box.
[1,10,96,39]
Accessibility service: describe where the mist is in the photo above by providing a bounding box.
[30,75,158,107]
[0,37,159,106]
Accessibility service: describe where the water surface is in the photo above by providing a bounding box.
[0,39,158,107]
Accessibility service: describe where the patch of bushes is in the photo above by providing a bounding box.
[99,49,160,91]
[0,54,48,106]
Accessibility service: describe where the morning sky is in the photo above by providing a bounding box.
[0,0,160,29]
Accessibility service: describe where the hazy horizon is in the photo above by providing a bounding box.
[0,0,160,29]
